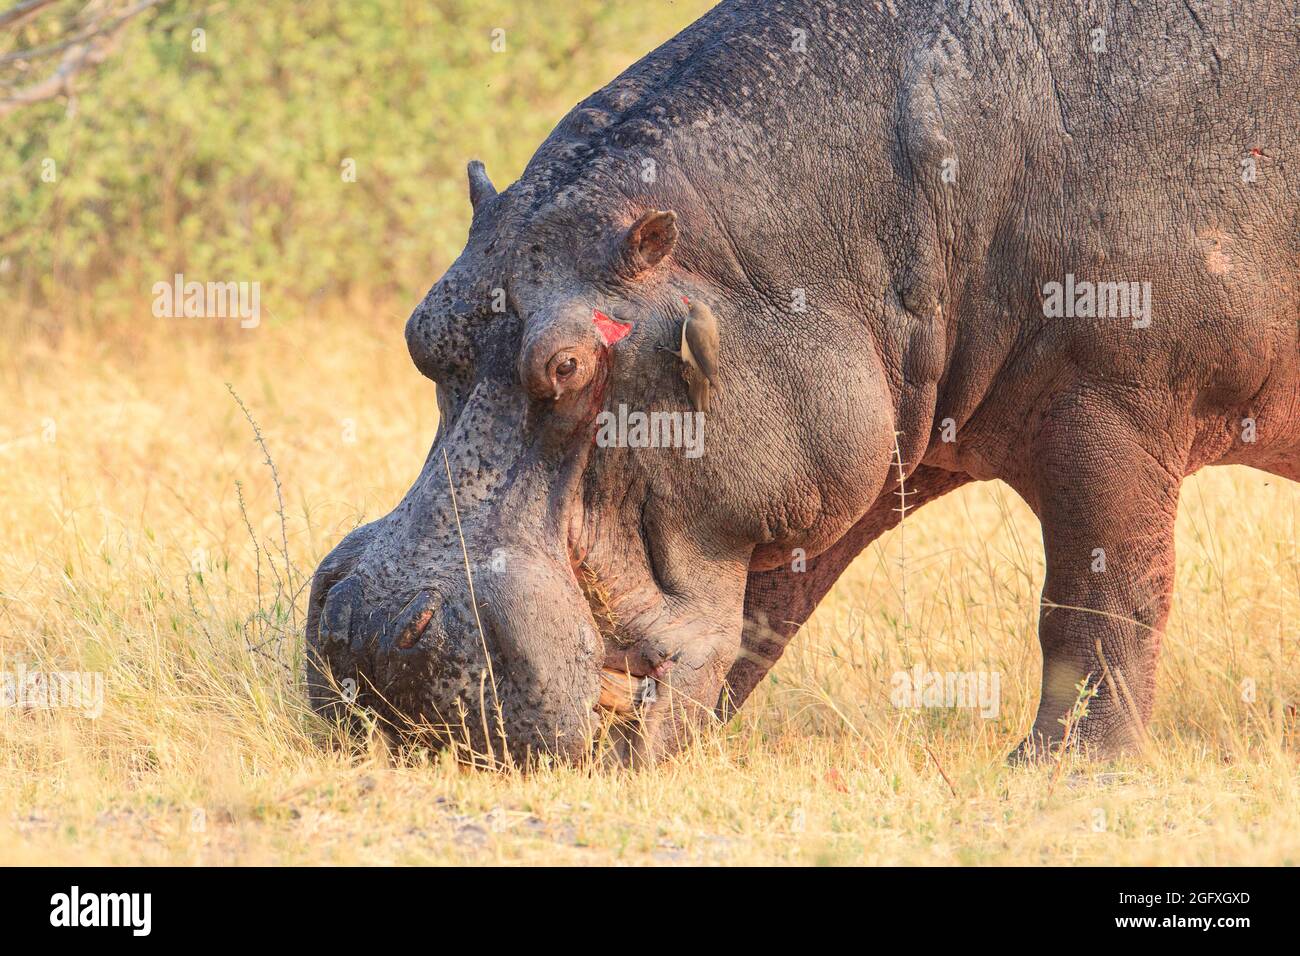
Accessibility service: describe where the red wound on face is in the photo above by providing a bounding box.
[592,309,632,346]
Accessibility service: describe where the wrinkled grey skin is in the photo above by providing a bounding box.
[308,0,1300,765]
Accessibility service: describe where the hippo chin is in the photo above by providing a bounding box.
[307,0,1300,766]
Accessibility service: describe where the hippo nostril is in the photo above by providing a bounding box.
[396,608,434,650]
[321,575,364,648]
[390,589,438,651]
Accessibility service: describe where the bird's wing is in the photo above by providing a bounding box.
[684,305,720,384]
[687,367,710,413]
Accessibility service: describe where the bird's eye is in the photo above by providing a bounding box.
[556,357,578,379]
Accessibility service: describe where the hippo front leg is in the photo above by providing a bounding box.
[720,561,843,718]
[1010,394,1183,762]
[721,467,972,716]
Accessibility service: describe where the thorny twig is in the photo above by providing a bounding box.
[225,384,301,678]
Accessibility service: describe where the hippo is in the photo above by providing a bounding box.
[306,0,1300,766]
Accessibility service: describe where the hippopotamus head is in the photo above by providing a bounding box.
[306,153,767,767]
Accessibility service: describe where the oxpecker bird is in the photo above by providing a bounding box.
[667,298,721,413]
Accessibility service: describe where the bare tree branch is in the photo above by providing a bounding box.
[0,0,163,119]
[0,7,142,67]
[0,0,59,31]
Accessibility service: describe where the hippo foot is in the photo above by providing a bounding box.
[1006,731,1066,766]
[1008,719,1144,767]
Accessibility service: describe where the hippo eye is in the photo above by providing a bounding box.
[534,347,595,400]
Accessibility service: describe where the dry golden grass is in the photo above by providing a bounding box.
[1,308,1297,865]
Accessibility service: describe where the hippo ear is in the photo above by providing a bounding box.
[613,209,677,279]
[467,160,497,212]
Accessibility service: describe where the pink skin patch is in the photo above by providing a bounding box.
[592,308,632,345]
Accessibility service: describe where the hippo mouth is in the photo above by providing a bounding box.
[596,668,656,715]
[575,560,681,721]
[306,511,698,764]
[596,654,680,715]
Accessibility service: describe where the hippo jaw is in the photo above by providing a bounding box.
[304,496,730,768]
[304,447,741,768]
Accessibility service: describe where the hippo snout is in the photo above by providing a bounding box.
[306,538,606,764]
[316,576,441,661]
